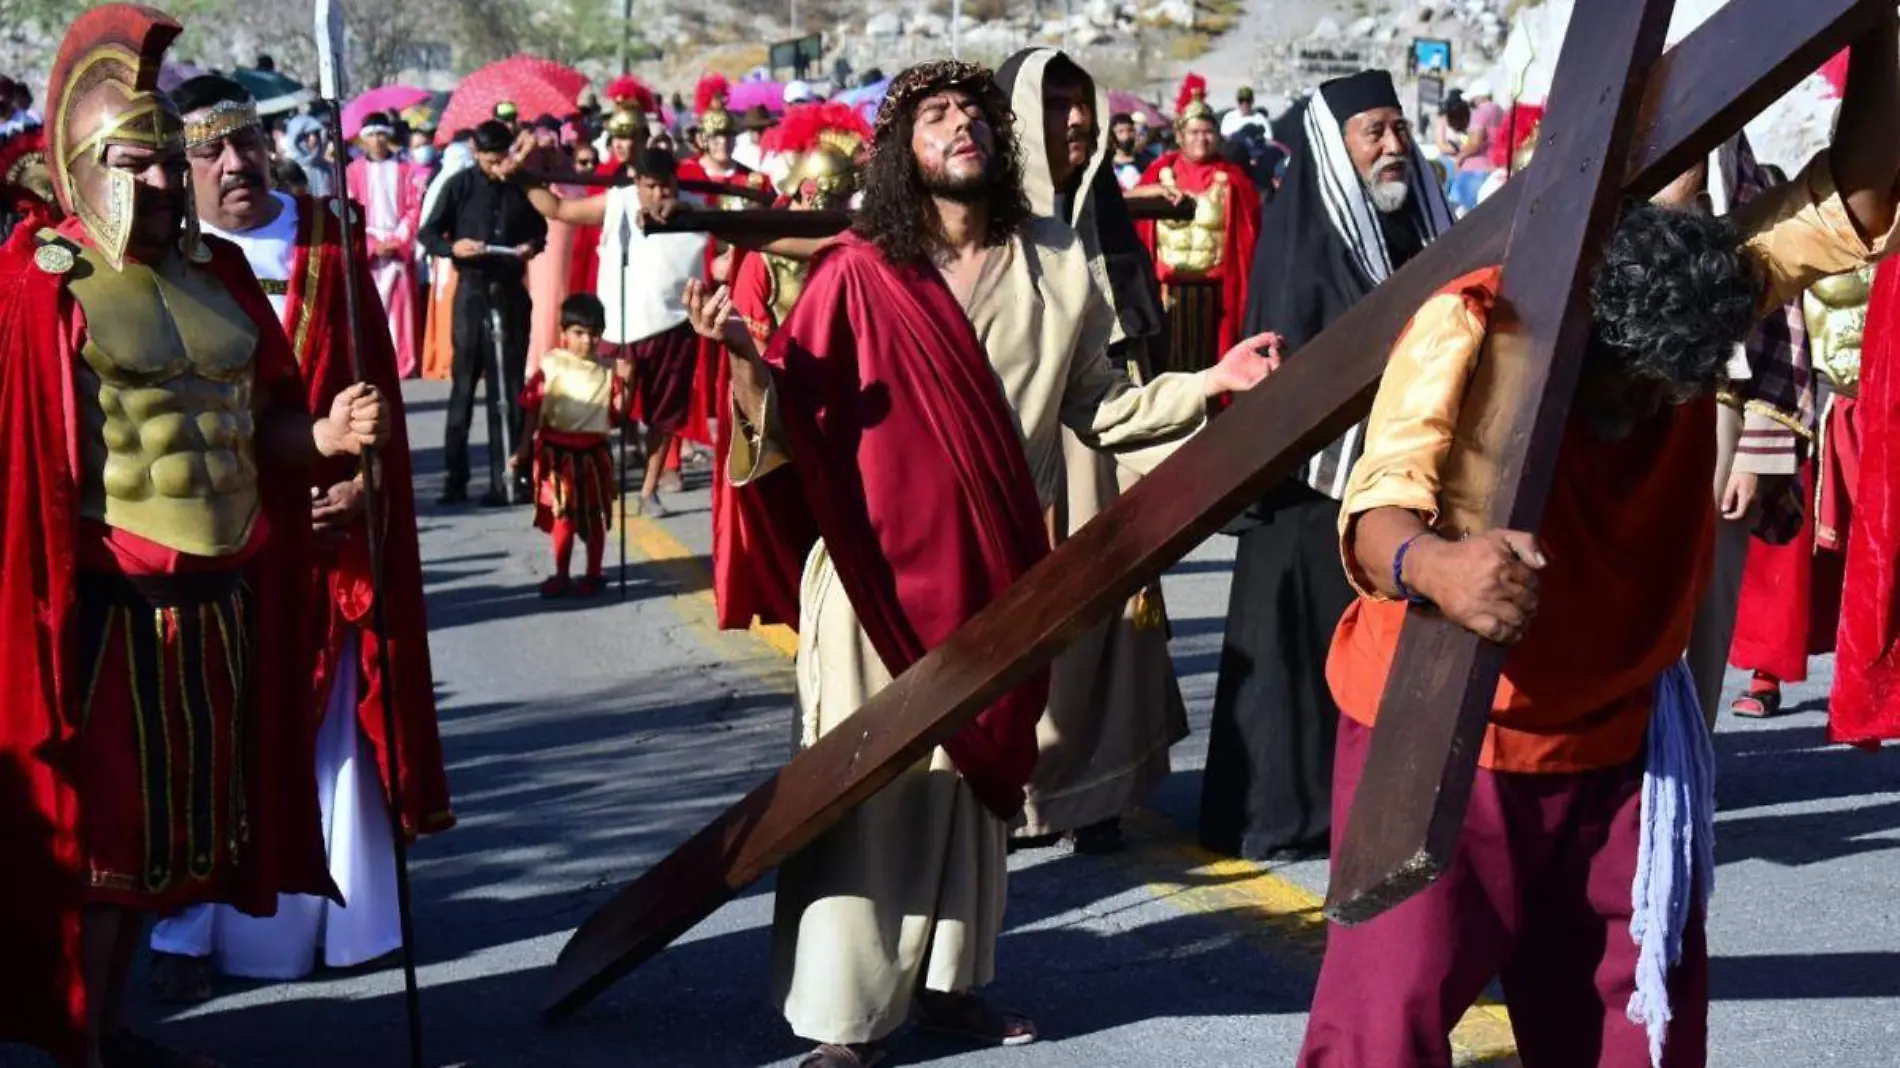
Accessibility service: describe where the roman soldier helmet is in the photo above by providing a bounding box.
[694,71,731,115]
[0,127,56,223]
[45,3,186,270]
[700,104,738,139]
[603,75,656,140]
[1174,72,1215,127]
[765,102,872,209]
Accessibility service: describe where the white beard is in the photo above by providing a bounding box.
[1367,179,1411,214]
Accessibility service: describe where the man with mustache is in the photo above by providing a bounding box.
[991,47,1185,855]
[0,9,388,1065]
[1129,73,1261,375]
[686,60,1280,1068]
[346,111,424,378]
[1201,69,1454,866]
[141,74,451,1001]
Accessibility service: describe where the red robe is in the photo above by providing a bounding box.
[285,195,454,835]
[1134,152,1260,355]
[0,222,331,1065]
[674,158,771,449]
[565,158,626,298]
[717,250,817,629]
[754,233,1052,816]
[1831,258,1900,744]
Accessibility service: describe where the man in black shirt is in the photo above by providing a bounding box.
[419,120,547,505]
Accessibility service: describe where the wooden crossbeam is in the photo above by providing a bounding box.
[639,198,1197,241]
[543,0,1890,1020]
[1322,0,1674,924]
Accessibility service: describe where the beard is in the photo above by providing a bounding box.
[1362,154,1412,214]
[920,156,994,204]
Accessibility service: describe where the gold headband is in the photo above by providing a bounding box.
[183,99,260,150]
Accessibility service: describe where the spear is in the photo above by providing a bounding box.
[315,3,426,1066]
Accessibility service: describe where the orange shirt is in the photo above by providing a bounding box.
[1328,150,1900,773]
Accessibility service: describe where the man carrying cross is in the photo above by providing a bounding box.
[1303,16,1900,1066]
[685,60,1278,1068]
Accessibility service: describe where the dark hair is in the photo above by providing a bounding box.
[273,158,309,193]
[255,53,276,71]
[361,110,394,130]
[854,64,1031,268]
[472,120,513,154]
[634,147,677,181]
[1588,202,1762,387]
[1109,112,1134,127]
[1442,97,1470,125]
[560,293,607,334]
[172,74,253,115]
[450,128,474,144]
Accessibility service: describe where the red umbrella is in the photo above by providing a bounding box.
[344,85,433,139]
[435,55,589,146]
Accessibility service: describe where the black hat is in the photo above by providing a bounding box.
[1318,70,1400,125]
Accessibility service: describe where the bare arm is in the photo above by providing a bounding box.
[526,185,608,227]
[683,278,769,431]
[1831,10,1900,242]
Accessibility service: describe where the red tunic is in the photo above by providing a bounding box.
[518,366,626,536]
[674,158,771,448]
[283,196,455,837]
[1832,257,1900,744]
[0,221,332,1064]
[1134,152,1260,355]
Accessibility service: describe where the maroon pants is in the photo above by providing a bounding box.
[1299,718,1707,1068]
[605,324,698,436]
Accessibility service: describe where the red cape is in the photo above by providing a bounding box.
[1832,258,1900,745]
[675,158,771,449]
[716,250,817,629]
[756,233,1052,817]
[287,195,454,835]
[564,159,625,298]
[0,222,332,1065]
[1135,152,1260,354]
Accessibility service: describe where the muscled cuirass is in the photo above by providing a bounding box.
[764,252,809,328]
[1804,266,1873,395]
[60,235,262,557]
[538,349,614,435]
[1155,167,1228,277]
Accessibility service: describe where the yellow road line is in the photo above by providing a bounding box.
[623,512,1519,1065]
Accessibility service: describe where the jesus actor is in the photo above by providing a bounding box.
[1302,16,1900,1066]
[686,60,1278,1068]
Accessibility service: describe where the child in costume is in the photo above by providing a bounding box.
[513,294,629,597]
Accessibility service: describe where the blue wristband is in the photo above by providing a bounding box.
[1393,533,1434,606]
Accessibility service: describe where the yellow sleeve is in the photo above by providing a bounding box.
[1335,290,1489,598]
[1733,149,1900,316]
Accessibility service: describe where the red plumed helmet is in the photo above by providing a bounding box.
[762,101,872,158]
[1175,72,1208,118]
[606,74,657,113]
[694,72,731,114]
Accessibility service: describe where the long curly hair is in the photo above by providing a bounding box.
[852,60,1032,268]
[1588,201,1763,387]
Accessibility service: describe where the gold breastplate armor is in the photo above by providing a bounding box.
[764,251,809,328]
[539,349,614,435]
[1804,266,1873,396]
[1155,167,1228,278]
[57,236,262,558]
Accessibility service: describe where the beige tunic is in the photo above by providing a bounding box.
[734,217,1206,1043]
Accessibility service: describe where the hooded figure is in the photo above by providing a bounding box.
[992,46,1187,848]
[1202,70,1452,864]
[284,112,333,198]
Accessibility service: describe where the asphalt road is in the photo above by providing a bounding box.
[12,378,1896,1068]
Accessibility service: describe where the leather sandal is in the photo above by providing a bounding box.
[1731,676,1785,718]
[797,1042,889,1068]
[916,990,1038,1047]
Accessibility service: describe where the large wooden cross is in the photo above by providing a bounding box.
[544,0,1889,1018]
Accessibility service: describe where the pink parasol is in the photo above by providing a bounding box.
[434,54,589,146]
[1107,90,1165,127]
[726,79,787,115]
[344,85,433,139]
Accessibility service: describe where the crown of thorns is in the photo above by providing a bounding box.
[871,60,1013,147]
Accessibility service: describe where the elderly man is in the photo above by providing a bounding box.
[1203,69,1455,864]
[1306,15,1900,1065]
[687,60,1279,1068]
[145,74,450,1000]
[0,8,385,1064]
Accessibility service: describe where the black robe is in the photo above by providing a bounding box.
[1198,107,1430,860]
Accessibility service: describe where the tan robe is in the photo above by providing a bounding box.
[733,216,1207,1044]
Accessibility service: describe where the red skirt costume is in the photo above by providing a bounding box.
[520,348,625,536]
